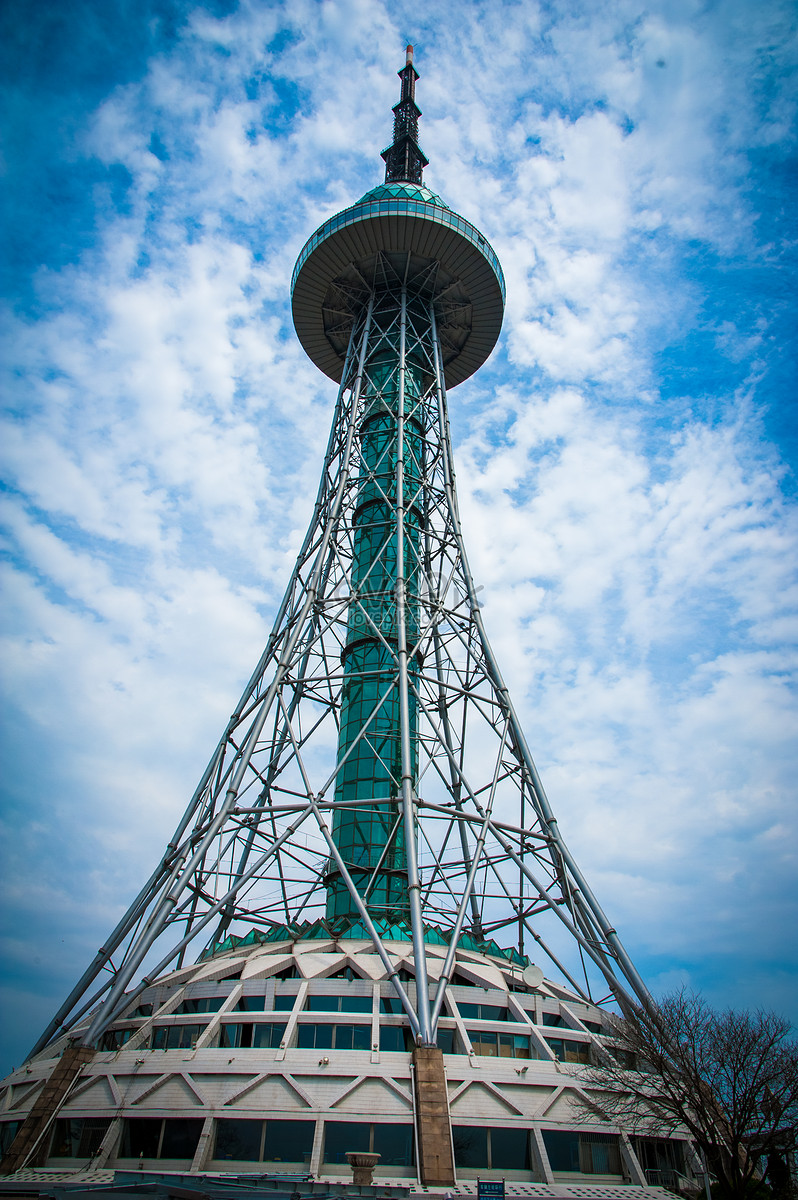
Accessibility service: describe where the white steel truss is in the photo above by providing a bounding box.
[31,251,649,1060]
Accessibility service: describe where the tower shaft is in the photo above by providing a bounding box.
[327,282,425,923]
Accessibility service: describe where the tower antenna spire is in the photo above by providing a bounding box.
[381,43,429,184]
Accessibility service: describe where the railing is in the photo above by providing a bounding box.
[645,1167,702,1195]
[291,196,506,303]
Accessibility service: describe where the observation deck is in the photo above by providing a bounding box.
[291,181,505,389]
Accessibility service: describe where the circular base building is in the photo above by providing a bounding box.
[0,929,695,1193]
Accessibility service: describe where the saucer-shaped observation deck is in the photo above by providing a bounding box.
[291,181,505,389]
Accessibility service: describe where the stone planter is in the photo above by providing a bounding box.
[345,1151,381,1184]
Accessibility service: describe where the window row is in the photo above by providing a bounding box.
[102,1019,589,1061]
[37,1118,631,1176]
[123,990,600,1032]
[114,1021,546,1058]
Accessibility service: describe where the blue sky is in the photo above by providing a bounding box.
[1,0,796,1076]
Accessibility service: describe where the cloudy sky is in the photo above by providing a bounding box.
[1,0,796,1075]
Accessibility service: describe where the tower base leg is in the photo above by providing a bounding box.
[412,1045,455,1186]
[0,1044,95,1174]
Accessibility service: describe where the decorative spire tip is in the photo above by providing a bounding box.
[380,45,428,185]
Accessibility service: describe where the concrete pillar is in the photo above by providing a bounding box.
[411,1045,455,1186]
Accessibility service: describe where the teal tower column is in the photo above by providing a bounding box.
[325,310,424,923]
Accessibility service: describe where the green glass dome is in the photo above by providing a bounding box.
[357,181,449,209]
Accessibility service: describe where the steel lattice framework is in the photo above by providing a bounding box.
[30,47,649,1064]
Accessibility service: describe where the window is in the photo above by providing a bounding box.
[297,1023,369,1050]
[214,1119,314,1163]
[458,1002,510,1021]
[541,1011,565,1026]
[609,1045,637,1069]
[579,1132,622,1174]
[219,1022,285,1049]
[452,1126,488,1168]
[436,1027,457,1054]
[545,1038,590,1064]
[542,1129,621,1175]
[273,993,296,1011]
[151,1024,203,1050]
[379,1024,413,1052]
[492,1127,531,1169]
[373,1123,415,1167]
[121,1119,203,1160]
[50,1119,112,1159]
[237,995,266,1011]
[323,1122,413,1167]
[634,1137,685,1176]
[542,1130,579,1172]
[468,1031,532,1059]
[0,1122,21,1157]
[380,996,403,1014]
[453,1126,531,1169]
[305,994,371,1013]
[176,996,224,1014]
[100,1027,135,1050]
[582,1020,603,1034]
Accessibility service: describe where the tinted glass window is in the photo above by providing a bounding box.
[121,1118,202,1160]
[262,1120,314,1164]
[379,1025,411,1052]
[100,1027,134,1050]
[252,1023,286,1049]
[323,1121,370,1164]
[453,1126,488,1168]
[50,1118,111,1158]
[436,1027,456,1054]
[298,1023,333,1050]
[0,1122,21,1157]
[215,1119,262,1161]
[372,1124,414,1167]
[122,1119,161,1159]
[237,995,266,1011]
[541,1012,564,1026]
[151,1024,202,1050]
[498,1033,531,1058]
[177,996,224,1014]
[581,1134,621,1174]
[334,1024,370,1050]
[542,1129,579,1172]
[469,1029,498,1055]
[306,994,371,1013]
[490,1127,530,1169]
[306,995,340,1011]
[545,1038,590,1063]
[297,1023,368,1050]
[159,1119,204,1160]
[459,1003,509,1021]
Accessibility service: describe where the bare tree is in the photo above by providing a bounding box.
[578,991,798,1198]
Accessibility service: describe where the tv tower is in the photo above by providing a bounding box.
[1,50,672,1192]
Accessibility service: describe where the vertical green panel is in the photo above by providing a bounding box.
[327,295,424,924]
